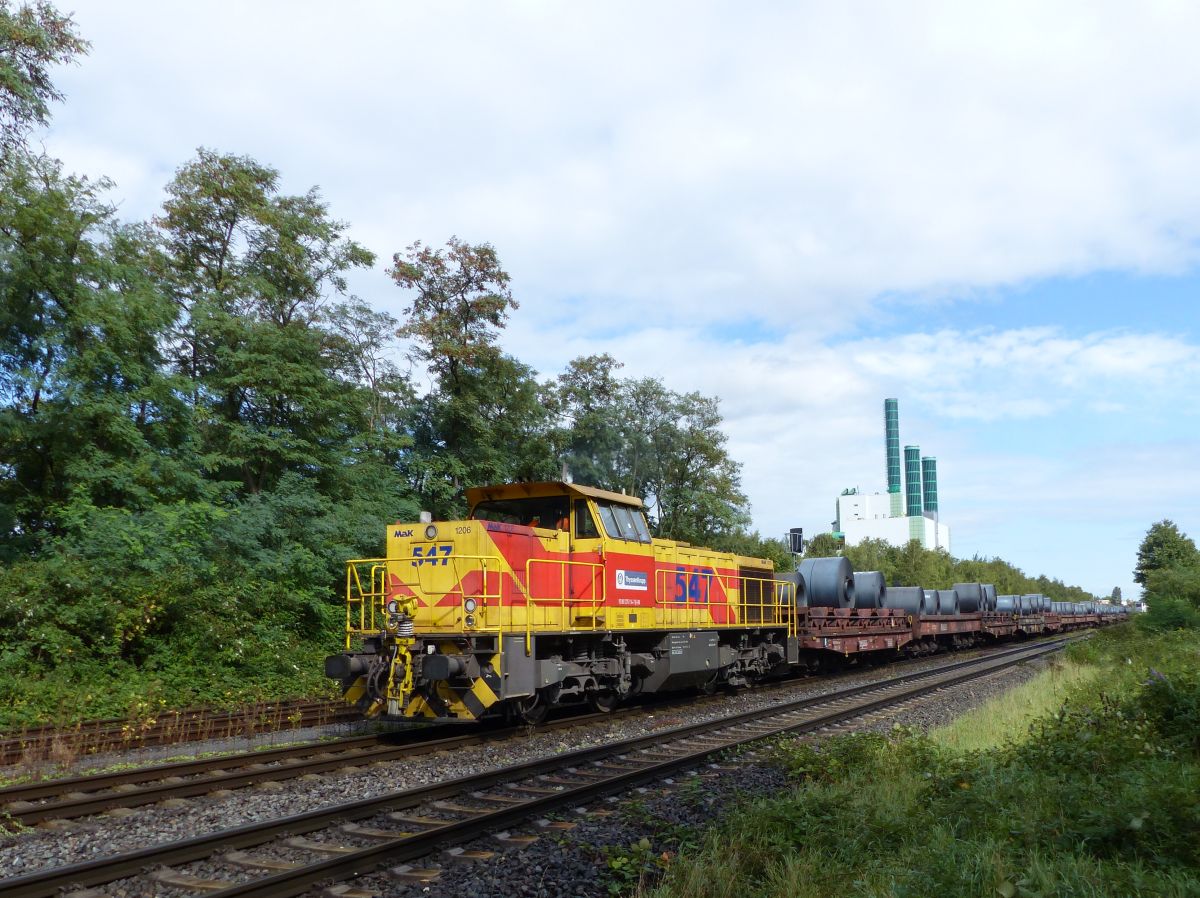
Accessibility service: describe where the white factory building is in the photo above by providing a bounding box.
[831,398,952,553]
[834,491,951,553]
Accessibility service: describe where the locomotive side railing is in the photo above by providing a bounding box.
[345,554,607,654]
[344,561,389,648]
[347,556,797,655]
[523,558,607,655]
[344,555,510,642]
[652,569,796,636]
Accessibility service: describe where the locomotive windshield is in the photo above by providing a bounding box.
[595,500,652,543]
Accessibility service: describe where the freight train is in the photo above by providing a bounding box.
[324,481,1126,723]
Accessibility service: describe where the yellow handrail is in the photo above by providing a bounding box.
[343,556,796,649]
[523,557,606,654]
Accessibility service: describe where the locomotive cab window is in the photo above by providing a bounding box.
[595,500,651,543]
[472,496,570,531]
[574,499,600,539]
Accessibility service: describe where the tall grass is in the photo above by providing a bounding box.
[933,658,1101,752]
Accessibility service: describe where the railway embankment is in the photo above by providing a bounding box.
[649,624,1200,898]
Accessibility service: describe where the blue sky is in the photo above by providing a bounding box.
[39,0,1200,601]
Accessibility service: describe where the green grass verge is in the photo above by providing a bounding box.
[933,657,1101,753]
[649,627,1200,898]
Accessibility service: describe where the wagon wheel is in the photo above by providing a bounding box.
[699,672,721,695]
[588,688,621,713]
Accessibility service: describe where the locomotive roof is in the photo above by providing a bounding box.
[465,481,644,509]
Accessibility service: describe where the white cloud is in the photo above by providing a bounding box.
[45,0,1200,335]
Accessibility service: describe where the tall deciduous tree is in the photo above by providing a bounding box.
[556,353,625,487]
[154,149,375,495]
[0,0,87,153]
[1134,520,1199,587]
[389,238,557,515]
[553,362,751,545]
[0,153,194,557]
[651,390,749,543]
[390,238,515,389]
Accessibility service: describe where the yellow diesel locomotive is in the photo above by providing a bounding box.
[325,481,796,723]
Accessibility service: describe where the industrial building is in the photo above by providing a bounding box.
[833,398,951,552]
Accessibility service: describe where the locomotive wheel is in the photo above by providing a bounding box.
[588,689,620,713]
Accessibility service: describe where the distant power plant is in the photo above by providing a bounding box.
[832,398,951,552]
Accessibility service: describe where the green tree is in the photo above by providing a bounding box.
[155,149,375,495]
[1134,520,1200,587]
[650,391,749,543]
[389,238,557,515]
[713,531,795,571]
[1142,565,1200,629]
[0,0,87,153]
[803,532,843,559]
[1110,586,1122,604]
[842,538,895,581]
[555,353,625,487]
[0,153,197,557]
[390,237,515,389]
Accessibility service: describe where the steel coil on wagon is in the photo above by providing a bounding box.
[852,571,886,609]
[923,589,940,615]
[996,595,1020,613]
[883,585,926,615]
[952,582,982,613]
[774,570,809,607]
[796,556,855,608]
[937,589,960,615]
[982,584,998,611]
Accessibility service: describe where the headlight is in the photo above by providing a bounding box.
[464,598,478,613]
[465,615,476,628]
[424,524,438,540]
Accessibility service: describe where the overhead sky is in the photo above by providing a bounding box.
[42,1,1200,600]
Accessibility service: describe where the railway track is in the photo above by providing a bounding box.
[0,635,1073,826]
[0,699,358,767]
[0,637,1069,898]
[0,703,657,826]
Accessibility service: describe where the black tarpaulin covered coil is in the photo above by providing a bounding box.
[982,584,997,611]
[937,589,960,615]
[923,589,940,614]
[774,570,808,607]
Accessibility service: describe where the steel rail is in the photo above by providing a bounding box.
[0,638,1070,898]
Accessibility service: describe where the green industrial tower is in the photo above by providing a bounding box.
[885,398,902,517]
